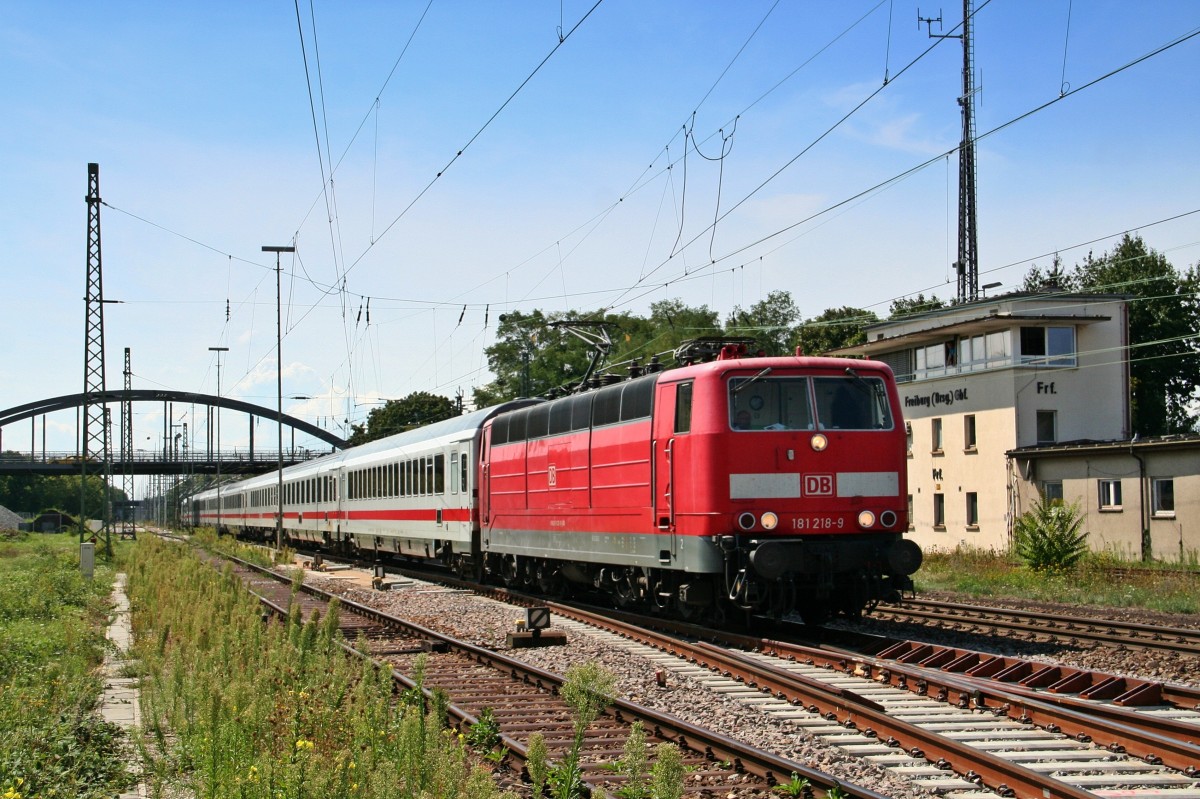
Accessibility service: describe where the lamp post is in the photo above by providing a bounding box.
[209,346,228,534]
[263,244,295,550]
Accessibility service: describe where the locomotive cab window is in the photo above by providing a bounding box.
[813,376,892,430]
[729,376,814,431]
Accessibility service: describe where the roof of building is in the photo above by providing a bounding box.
[1007,433,1200,459]
[830,290,1122,357]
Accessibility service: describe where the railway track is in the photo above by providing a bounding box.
[193,545,893,799]
[185,536,1200,798]
[515,601,1200,799]
[867,597,1200,656]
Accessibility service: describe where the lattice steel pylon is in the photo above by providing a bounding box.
[920,1,979,303]
[120,347,136,539]
[956,0,979,303]
[82,162,113,555]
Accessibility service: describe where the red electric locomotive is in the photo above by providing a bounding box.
[479,343,921,624]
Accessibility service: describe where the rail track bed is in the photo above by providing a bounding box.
[865,597,1200,656]
[277,554,1199,799]
[201,549,895,799]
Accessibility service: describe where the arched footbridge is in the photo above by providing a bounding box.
[0,390,348,476]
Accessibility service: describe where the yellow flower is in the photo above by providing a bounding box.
[295,738,314,751]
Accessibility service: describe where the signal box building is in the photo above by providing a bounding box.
[833,291,1132,553]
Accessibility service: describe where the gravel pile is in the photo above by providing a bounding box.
[303,570,1198,798]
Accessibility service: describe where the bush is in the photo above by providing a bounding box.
[1013,496,1088,572]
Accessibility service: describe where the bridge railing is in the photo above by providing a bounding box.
[0,449,332,465]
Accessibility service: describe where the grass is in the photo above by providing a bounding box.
[915,547,1200,615]
[127,534,517,799]
[0,530,134,798]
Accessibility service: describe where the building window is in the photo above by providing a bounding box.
[1036,410,1056,445]
[1042,480,1064,504]
[1152,478,1175,517]
[1019,326,1076,367]
[963,415,977,451]
[1098,479,1122,510]
[965,492,979,527]
[931,418,943,453]
[906,422,913,455]
[907,494,914,530]
[933,493,945,528]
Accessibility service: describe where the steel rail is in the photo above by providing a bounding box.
[876,598,1200,655]
[226,556,892,799]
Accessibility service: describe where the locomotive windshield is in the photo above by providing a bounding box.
[729,374,893,431]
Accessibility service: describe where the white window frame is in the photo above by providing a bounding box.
[1098,479,1122,511]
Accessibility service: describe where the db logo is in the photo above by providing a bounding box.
[804,474,833,496]
[547,465,557,487]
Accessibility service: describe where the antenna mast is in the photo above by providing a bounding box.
[920,1,979,302]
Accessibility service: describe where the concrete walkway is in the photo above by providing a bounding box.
[100,573,147,799]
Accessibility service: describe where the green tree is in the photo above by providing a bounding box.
[0,469,123,518]
[1021,254,1073,293]
[473,310,596,406]
[346,391,459,446]
[889,293,946,318]
[1069,234,1200,435]
[725,290,802,355]
[797,306,878,355]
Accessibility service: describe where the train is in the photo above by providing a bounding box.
[183,342,921,624]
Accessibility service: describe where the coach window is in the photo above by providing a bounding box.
[461,451,469,493]
[450,453,459,494]
[674,382,693,433]
[435,454,445,494]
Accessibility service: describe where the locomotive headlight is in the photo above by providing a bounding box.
[810,433,828,452]
[760,511,779,530]
[857,510,876,528]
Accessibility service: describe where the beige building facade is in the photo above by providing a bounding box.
[836,292,1131,553]
[1009,437,1200,561]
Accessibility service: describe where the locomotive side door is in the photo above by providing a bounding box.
[652,380,692,557]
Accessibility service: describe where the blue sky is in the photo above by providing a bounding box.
[3,1,1198,459]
